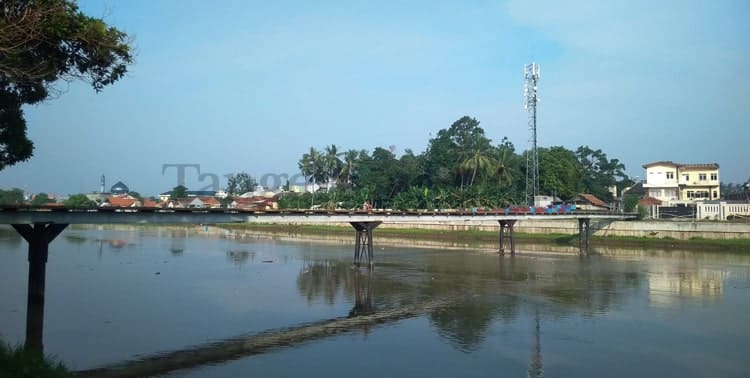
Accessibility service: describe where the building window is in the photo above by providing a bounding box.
[687,191,709,199]
[666,172,674,179]
[713,191,718,198]
[710,173,717,181]
[683,174,689,182]
[699,173,707,181]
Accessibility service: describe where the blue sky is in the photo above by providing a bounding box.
[1,0,748,196]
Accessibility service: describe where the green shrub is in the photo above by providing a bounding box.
[0,343,72,378]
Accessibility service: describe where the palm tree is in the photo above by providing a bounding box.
[341,149,359,185]
[298,153,311,192]
[494,145,513,188]
[305,147,323,207]
[462,134,495,187]
[324,144,342,190]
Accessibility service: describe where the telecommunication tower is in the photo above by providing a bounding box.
[524,63,540,206]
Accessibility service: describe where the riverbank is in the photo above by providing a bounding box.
[219,223,750,252]
[0,343,72,378]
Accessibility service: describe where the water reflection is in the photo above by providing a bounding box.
[295,252,648,353]
[0,227,22,247]
[3,226,748,378]
[296,261,376,316]
[349,270,374,317]
[226,250,255,266]
[528,309,543,378]
[648,269,726,307]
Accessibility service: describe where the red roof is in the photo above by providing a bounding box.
[639,196,663,206]
[142,199,160,207]
[197,196,221,206]
[578,193,607,207]
[106,196,140,207]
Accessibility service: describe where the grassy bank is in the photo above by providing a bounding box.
[0,343,72,378]
[220,223,750,252]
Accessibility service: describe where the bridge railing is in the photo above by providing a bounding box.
[0,205,637,218]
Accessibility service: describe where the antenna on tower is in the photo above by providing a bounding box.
[524,63,541,206]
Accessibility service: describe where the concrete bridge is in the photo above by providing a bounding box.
[0,206,636,258]
[0,205,636,354]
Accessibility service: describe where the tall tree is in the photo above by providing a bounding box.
[493,137,515,188]
[300,147,324,207]
[537,147,582,199]
[341,149,360,185]
[0,187,24,205]
[0,0,133,169]
[298,154,310,191]
[575,146,627,201]
[425,116,487,189]
[226,172,257,196]
[357,147,398,206]
[323,144,342,189]
[461,133,495,187]
[171,185,188,199]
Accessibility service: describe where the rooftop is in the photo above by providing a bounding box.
[642,161,719,169]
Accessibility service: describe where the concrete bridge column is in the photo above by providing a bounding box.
[11,223,68,355]
[350,221,381,267]
[498,220,517,255]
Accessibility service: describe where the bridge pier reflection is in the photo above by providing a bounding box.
[350,221,381,267]
[498,220,517,255]
[578,218,591,253]
[349,270,374,317]
[10,222,69,355]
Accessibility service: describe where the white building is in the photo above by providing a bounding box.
[642,162,680,203]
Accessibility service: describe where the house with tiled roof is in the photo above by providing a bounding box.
[229,196,277,210]
[142,199,160,208]
[167,196,222,209]
[572,194,609,211]
[642,161,720,204]
[638,196,663,206]
[102,195,141,208]
[197,196,221,208]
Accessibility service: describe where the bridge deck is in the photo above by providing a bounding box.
[0,206,637,225]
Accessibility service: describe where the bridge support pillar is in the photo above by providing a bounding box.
[350,221,381,267]
[11,223,68,355]
[498,220,517,255]
[578,218,591,253]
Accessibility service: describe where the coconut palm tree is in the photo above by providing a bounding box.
[341,149,360,185]
[494,145,513,188]
[305,147,323,207]
[324,144,342,190]
[462,134,495,187]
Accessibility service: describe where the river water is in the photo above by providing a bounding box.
[1,226,749,377]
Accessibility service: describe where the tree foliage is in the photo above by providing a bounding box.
[170,185,187,199]
[288,116,633,210]
[225,172,257,196]
[0,187,24,205]
[64,193,93,208]
[0,0,133,169]
[31,192,54,205]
